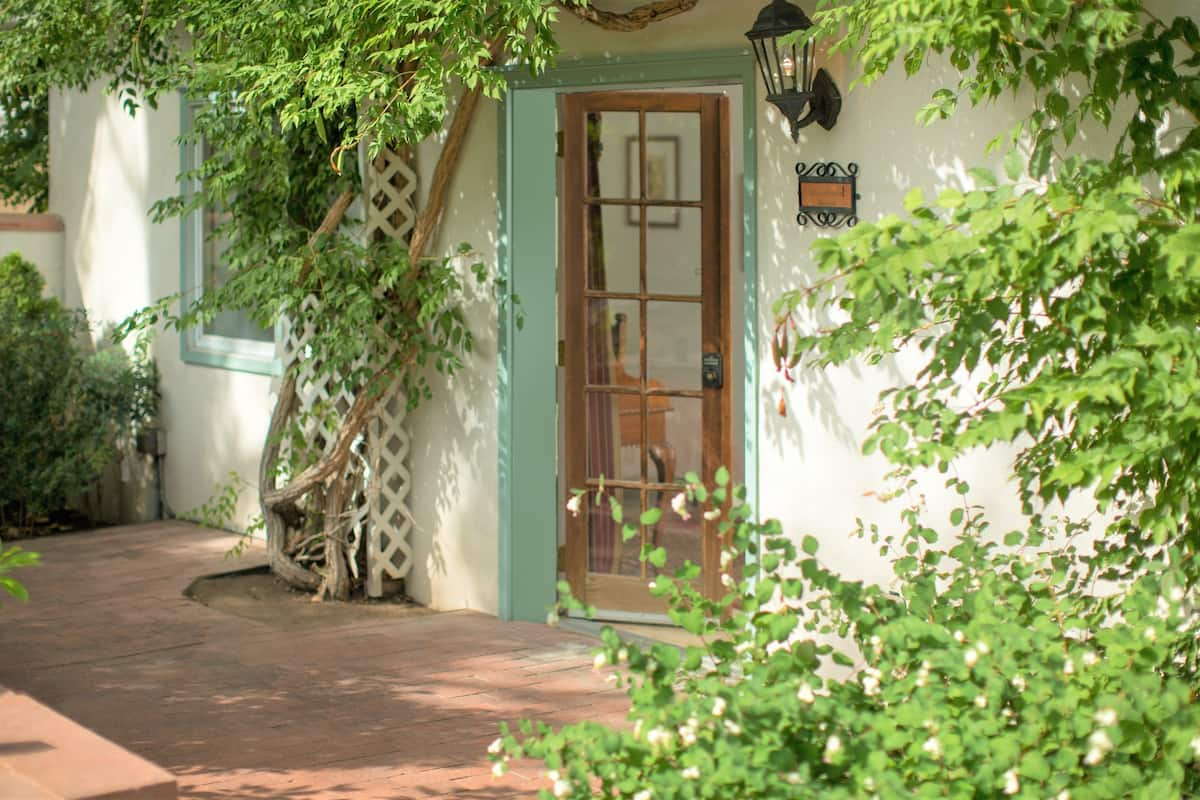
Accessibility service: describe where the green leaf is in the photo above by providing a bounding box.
[640,508,662,526]
[801,535,819,556]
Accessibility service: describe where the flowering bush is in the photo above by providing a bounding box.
[492,471,1200,799]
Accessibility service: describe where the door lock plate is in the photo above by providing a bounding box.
[702,352,724,389]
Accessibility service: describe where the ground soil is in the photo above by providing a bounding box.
[184,565,437,631]
[2,509,98,541]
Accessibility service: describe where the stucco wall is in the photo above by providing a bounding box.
[47,2,1180,615]
[49,88,272,533]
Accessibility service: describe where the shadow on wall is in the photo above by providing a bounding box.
[58,86,272,529]
[756,55,1036,464]
[406,98,505,611]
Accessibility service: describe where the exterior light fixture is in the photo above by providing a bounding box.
[746,0,841,139]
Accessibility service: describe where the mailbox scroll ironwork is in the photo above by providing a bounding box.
[796,161,859,228]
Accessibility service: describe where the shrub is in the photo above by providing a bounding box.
[494,472,1200,799]
[0,252,158,529]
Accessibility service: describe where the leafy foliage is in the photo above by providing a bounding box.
[0,86,48,211]
[0,541,39,603]
[776,0,1200,579]
[0,253,158,530]
[501,480,1200,798]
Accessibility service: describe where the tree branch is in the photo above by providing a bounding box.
[408,37,507,262]
[557,0,699,32]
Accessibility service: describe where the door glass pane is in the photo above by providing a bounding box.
[586,205,639,294]
[646,207,701,296]
[647,301,701,391]
[644,113,700,202]
[587,299,640,386]
[653,502,703,578]
[647,396,701,487]
[586,392,642,483]
[586,111,640,199]
[587,487,642,576]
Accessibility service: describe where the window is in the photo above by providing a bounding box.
[179,98,278,374]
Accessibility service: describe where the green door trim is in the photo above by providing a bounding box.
[497,49,759,622]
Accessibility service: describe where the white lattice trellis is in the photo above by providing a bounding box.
[275,144,418,597]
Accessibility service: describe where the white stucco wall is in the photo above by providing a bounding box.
[49,2,1187,615]
[49,87,272,531]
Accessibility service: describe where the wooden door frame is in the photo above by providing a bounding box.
[496,50,759,623]
[561,91,731,615]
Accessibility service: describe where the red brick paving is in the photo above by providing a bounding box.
[0,523,627,798]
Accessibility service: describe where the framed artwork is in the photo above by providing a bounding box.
[625,135,680,228]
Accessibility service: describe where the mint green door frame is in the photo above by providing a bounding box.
[497,50,759,622]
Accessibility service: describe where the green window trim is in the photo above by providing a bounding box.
[178,97,281,376]
[497,49,760,622]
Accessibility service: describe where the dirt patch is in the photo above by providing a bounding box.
[2,510,101,541]
[184,566,437,631]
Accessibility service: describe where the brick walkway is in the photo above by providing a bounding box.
[0,523,627,798]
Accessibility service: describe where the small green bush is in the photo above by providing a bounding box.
[495,471,1200,799]
[0,252,158,529]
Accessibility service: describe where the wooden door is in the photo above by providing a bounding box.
[562,91,731,616]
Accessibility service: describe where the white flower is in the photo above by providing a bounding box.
[721,572,736,590]
[552,778,571,798]
[1144,626,1158,642]
[1002,768,1020,795]
[1088,729,1114,753]
[1082,650,1098,667]
[964,647,979,668]
[915,667,930,688]
[1063,657,1075,675]
[617,647,629,664]
[646,727,671,748]
[922,736,942,759]
[546,610,559,627]
[712,696,727,717]
[566,494,582,517]
[593,652,606,670]
[1084,746,1105,766]
[1170,586,1186,603]
[488,738,503,755]
[681,766,700,780]
[546,770,560,782]
[720,549,735,569]
[1001,708,1013,719]
[703,508,721,521]
[953,630,965,643]
[783,772,802,785]
[648,580,656,591]
[1056,792,1071,800]
[976,640,990,655]
[869,635,882,655]
[822,735,842,762]
[1094,708,1118,727]
[492,761,508,777]
[678,724,697,746]
[1011,675,1027,692]
[974,694,988,709]
[633,791,653,800]
[797,683,816,704]
[861,667,882,697]
[1189,736,1200,759]
[724,720,741,735]
[671,492,691,520]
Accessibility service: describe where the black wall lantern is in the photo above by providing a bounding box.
[746,0,841,139]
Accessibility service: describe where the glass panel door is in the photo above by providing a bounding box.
[562,92,730,615]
